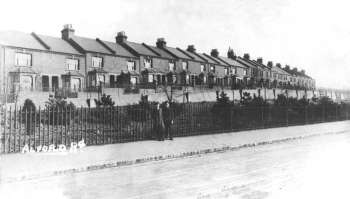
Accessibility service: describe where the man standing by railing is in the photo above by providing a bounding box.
[154,103,165,141]
[163,101,173,140]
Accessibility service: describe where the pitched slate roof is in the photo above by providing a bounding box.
[164,46,191,60]
[0,31,46,50]
[35,34,82,55]
[250,60,269,70]
[196,53,217,65]
[100,40,137,58]
[236,57,258,69]
[124,41,158,57]
[272,65,290,75]
[218,56,247,69]
[203,54,229,66]
[143,44,175,59]
[178,48,206,63]
[71,36,112,54]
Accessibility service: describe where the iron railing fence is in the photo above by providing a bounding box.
[1,102,349,154]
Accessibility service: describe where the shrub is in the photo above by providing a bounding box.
[95,94,115,107]
[45,96,76,125]
[124,85,140,94]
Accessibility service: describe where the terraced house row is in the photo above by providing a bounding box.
[0,24,315,98]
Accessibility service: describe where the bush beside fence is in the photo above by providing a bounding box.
[1,102,350,154]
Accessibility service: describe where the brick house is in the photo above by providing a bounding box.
[270,62,290,88]
[115,33,176,86]
[236,54,258,88]
[154,39,200,86]
[61,25,140,90]
[215,49,249,89]
[181,45,210,86]
[202,49,231,87]
[0,30,85,99]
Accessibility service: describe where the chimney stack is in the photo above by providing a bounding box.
[257,57,263,64]
[227,48,236,60]
[156,38,166,48]
[243,53,250,60]
[61,24,75,40]
[267,61,273,68]
[116,31,128,43]
[211,49,219,57]
[301,69,305,75]
[187,45,196,53]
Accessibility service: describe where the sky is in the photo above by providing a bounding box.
[0,0,349,89]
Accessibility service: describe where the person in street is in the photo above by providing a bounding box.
[154,103,165,141]
[162,101,173,140]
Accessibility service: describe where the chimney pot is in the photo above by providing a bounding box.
[156,38,166,48]
[187,45,196,53]
[211,49,219,57]
[61,24,75,40]
[267,61,273,67]
[243,53,250,60]
[116,31,128,43]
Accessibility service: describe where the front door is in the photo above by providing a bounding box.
[71,78,81,91]
[52,76,59,92]
[42,76,49,91]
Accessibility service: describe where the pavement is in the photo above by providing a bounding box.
[1,121,350,183]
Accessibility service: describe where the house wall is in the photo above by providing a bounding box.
[151,57,170,72]
[187,61,202,75]
[236,67,247,79]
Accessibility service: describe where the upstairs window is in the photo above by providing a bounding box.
[210,65,215,73]
[92,57,103,68]
[200,65,205,72]
[182,61,188,70]
[231,67,236,75]
[243,69,247,76]
[169,61,175,71]
[144,58,152,68]
[66,58,79,70]
[127,61,136,71]
[224,68,229,75]
[15,53,32,66]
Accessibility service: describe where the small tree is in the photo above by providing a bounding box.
[212,91,232,128]
[22,99,36,135]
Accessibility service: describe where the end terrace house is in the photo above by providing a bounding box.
[61,25,140,89]
[0,30,85,97]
